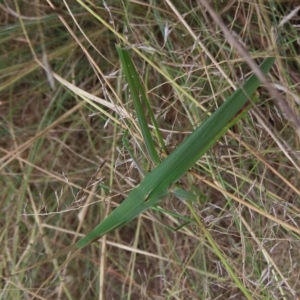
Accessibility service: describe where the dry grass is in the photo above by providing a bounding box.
[1,1,300,299]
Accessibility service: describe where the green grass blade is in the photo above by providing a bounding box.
[116,45,161,164]
[186,201,253,300]
[117,45,168,156]
[151,206,195,225]
[76,56,275,249]
[171,186,198,202]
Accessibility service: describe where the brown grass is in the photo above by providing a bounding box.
[1,1,300,299]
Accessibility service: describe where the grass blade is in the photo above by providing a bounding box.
[186,201,253,300]
[116,45,161,164]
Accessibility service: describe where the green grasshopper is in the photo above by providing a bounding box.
[77,56,276,249]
